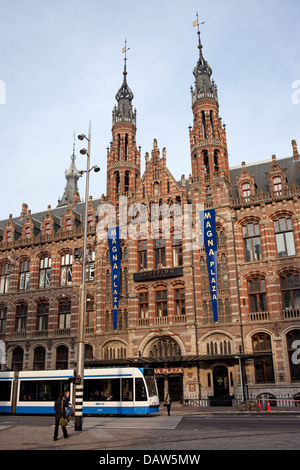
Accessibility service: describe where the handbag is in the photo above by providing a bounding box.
[59,400,68,427]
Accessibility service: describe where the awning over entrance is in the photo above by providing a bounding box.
[84,352,272,369]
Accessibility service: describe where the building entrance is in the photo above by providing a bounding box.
[213,366,229,397]
[210,365,233,406]
[155,373,183,402]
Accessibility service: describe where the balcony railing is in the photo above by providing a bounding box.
[232,186,300,208]
[55,328,71,337]
[249,312,270,322]
[283,308,300,319]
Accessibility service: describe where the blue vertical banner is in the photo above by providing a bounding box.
[199,209,218,322]
[107,226,121,330]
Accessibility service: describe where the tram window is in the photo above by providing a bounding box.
[144,376,157,397]
[83,378,120,401]
[135,378,147,401]
[121,378,133,401]
[19,380,69,401]
[0,381,11,401]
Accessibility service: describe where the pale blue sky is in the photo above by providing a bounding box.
[0,0,299,220]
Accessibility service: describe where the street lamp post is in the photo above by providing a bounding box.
[74,120,99,431]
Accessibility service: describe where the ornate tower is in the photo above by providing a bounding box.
[57,142,81,207]
[106,42,141,204]
[189,19,230,205]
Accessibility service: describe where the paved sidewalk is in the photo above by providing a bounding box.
[170,403,300,415]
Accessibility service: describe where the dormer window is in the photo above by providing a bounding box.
[25,226,31,238]
[65,218,72,231]
[273,176,282,196]
[5,231,12,243]
[44,222,51,235]
[242,182,251,202]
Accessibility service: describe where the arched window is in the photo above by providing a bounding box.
[0,304,7,334]
[274,217,295,257]
[24,226,31,238]
[273,176,282,195]
[15,302,27,332]
[281,273,300,311]
[86,295,95,330]
[138,290,148,320]
[154,238,165,268]
[65,218,72,231]
[213,149,219,173]
[58,299,71,330]
[56,345,68,370]
[138,239,147,271]
[86,249,95,282]
[115,171,120,194]
[243,222,262,261]
[124,171,130,193]
[5,231,12,243]
[39,256,51,289]
[0,262,11,294]
[242,182,251,202]
[172,234,183,267]
[201,111,207,139]
[19,258,30,291]
[149,337,181,358]
[252,333,274,383]
[33,346,45,370]
[60,253,73,286]
[210,111,214,138]
[106,270,111,301]
[12,347,23,371]
[202,150,209,175]
[174,287,185,316]
[155,288,168,317]
[125,134,128,161]
[248,278,267,313]
[36,300,49,331]
[85,344,93,361]
[44,222,51,235]
[118,134,121,160]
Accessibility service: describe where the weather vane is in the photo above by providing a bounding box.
[193,12,205,46]
[122,39,130,65]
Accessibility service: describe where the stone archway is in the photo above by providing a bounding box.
[147,336,181,358]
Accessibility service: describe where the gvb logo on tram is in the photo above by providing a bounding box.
[291,340,300,365]
[0,341,6,366]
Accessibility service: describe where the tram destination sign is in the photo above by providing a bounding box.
[133,267,183,282]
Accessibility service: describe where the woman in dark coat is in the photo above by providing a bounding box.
[53,394,68,441]
[165,393,172,416]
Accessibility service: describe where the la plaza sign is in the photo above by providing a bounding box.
[154,368,183,375]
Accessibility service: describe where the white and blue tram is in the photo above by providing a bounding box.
[0,371,15,414]
[0,367,160,416]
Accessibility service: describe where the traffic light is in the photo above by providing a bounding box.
[68,375,81,385]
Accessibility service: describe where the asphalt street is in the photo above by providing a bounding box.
[0,411,300,451]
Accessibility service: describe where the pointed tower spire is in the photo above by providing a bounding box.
[57,135,81,207]
[189,17,230,204]
[112,39,136,126]
[107,41,141,203]
[192,13,218,103]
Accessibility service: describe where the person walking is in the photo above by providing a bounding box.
[165,393,172,416]
[64,390,73,420]
[53,394,68,441]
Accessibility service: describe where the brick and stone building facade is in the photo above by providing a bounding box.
[1,30,300,405]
